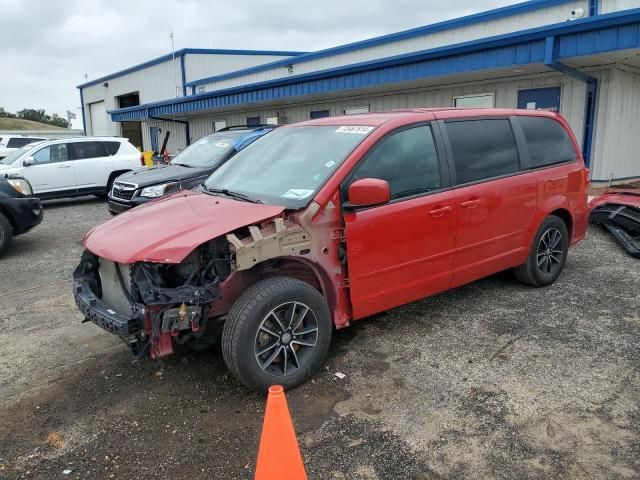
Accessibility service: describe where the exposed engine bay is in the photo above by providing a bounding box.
[73,237,232,358]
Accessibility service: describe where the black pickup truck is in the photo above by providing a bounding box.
[0,174,43,255]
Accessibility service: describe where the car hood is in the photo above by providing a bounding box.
[84,190,285,264]
[116,164,210,188]
[0,164,17,171]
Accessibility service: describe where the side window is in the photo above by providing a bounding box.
[446,119,520,185]
[518,116,577,168]
[8,138,37,148]
[104,141,121,155]
[69,141,108,160]
[350,125,441,200]
[32,144,69,164]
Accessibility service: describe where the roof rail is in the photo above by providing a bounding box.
[217,124,273,131]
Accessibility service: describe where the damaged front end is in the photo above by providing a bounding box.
[73,238,231,358]
[589,189,640,258]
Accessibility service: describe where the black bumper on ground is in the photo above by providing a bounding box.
[2,196,43,234]
[73,278,142,340]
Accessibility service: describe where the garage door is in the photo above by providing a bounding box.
[89,101,107,136]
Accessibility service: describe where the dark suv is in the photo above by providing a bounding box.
[0,175,43,255]
[107,126,273,214]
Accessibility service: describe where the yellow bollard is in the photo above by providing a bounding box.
[142,151,153,167]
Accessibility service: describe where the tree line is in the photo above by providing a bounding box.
[0,107,69,128]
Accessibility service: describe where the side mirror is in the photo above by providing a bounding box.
[347,178,390,209]
[22,157,35,167]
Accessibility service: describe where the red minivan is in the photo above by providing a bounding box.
[74,108,589,392]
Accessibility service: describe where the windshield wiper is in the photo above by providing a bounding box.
[171,162,194,168]
[204,187,263,204]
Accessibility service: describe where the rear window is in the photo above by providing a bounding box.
[446,119,520,185]
[519,116,577,168]
[104,141,121,155]
[69,141,108,160]
[7,137,42,148]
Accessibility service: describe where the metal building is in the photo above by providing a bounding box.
[78,0,640,182]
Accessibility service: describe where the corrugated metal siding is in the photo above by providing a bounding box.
[140,119,187,154]
[592,67,640,180]
[82,59,183,135]
[199,1,588,92]
[184,54,296,83]
[183,72,587,149]
[600,0,640,13]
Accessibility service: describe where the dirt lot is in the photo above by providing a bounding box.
[0,197,638,479]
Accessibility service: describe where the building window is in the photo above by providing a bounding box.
[453,93,495,108]
[310,110,330,119]
[213,121,227,132]
[344,106,369,115]
[246,116,261,127]
[117,92,140,108]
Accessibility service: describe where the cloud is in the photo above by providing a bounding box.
[0,0,514,128]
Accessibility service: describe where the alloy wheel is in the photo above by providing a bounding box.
[536,227,563,275]
[254,301,319,377]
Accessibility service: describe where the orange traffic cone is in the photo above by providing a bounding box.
[255,385,307,480]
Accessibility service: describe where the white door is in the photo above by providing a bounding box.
[23,144,76,194]
[89,101,108,136]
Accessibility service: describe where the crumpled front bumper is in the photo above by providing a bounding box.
[73,278,142,340]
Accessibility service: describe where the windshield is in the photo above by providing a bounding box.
[203,125,374,208]
[171,132,245,168]
[0,144,36,165]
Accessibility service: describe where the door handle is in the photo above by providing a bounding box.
[429,205,453,217]
[460,198,481,208]
[58,164,71,169]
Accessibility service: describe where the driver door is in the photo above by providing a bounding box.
[23,143,76,195]
[343,124,456,320]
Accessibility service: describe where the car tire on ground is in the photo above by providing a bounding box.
[0,212,13,256]
[222,276,332,393]
[514,215,569,287]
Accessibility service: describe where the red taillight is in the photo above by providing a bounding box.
[140,153,145,166]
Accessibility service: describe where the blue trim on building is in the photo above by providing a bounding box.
[543,35,598,166]
[185,0,577,89]
[79,87,87,135]
[76,48,307,89]
[589,0,599,16]
[109,9,640,123]
[180,55,187,97]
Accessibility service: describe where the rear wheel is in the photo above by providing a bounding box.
[222,277,332,393]
[0,213,13,256]
[514,215,569,287]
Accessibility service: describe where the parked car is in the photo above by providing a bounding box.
[0,174,43,255]
[0,135,47,159]
[0,137,143,199]
[107,126,274,214]
[73,108,589,392]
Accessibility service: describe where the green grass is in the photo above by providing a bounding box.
[0,118,66,130]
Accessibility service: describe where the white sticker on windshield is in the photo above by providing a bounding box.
[214,142,230,148]
[325,160,336,168]
[281,189,314,199]
[335,126,373,134]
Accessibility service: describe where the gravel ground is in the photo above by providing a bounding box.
[0,197,638,479]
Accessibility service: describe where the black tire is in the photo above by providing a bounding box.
[222,277,332,393]
[514,215,569,287]
[0,212,13,256]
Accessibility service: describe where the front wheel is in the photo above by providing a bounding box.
[514,215,569,287]
[0,213,13,256]
[222,277,332,393]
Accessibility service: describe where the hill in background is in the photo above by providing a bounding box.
[0,118,67,131]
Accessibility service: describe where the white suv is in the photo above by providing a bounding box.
[0,137,143,199]
[0,135,47,159]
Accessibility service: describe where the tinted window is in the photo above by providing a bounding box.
[310,110,330,119]
[519,116,577,168]
[70,141,107,160]
[446,119,519,185]
[8,137,41,148]
[32,144,69,164]
[104,141,121,155]
[350,125,441,200]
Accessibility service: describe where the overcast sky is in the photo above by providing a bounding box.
[1,0,515,129]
